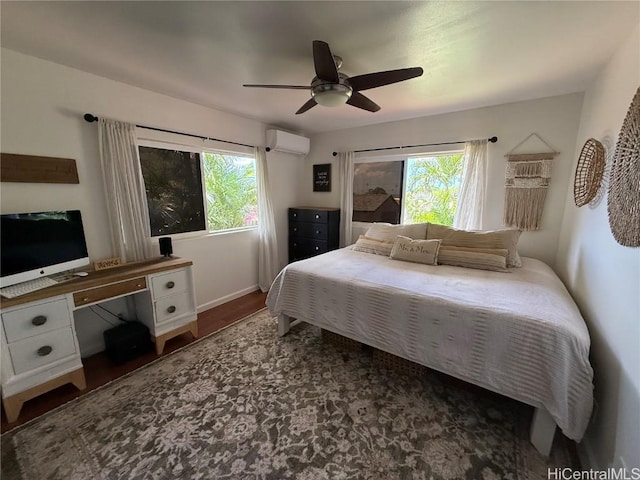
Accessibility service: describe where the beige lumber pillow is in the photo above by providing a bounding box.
[389,236,441,265]
[427,224,522,267]
[364,223,428,242]
[352,235,394,256]
[437,246,509,272]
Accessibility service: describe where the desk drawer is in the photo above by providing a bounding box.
[8,327,77,375]
[154,293,193,325]
[74,277,147,307]
[2,297,72,343]
[151,269,189,300]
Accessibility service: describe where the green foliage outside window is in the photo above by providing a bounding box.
[404,154,463,226]
[202,153,258,231]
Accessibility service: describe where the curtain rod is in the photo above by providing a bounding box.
[83,113,262,150]
[331,136,498,156]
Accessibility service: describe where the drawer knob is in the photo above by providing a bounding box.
[83,297,90,302]
[37,345,53,357]
[32,315,47,326]
[166,281,175,289]
[293,227,297,232]
[167,305,177,314]
[315,214,320,219]
[315,246,319,251]
[293,213,297,217]
[316,230,320,234]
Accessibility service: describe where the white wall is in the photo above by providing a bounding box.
[1,48,302,354]
[556,25,640,470]
[303,93,584,267]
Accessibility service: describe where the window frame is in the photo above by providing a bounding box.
[137,138,259,239]
[352,146,464,228]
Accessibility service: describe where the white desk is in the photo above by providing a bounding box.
[0,257,197,422]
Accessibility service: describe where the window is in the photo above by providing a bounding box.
[353,161,404,224]
[404,153,464,225]
[139,146,258,236]
[352,152,463,226]
[202,152,258,232]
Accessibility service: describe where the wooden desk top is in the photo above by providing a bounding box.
[1,257,192,309]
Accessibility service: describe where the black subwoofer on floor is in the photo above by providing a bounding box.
[103,321,153,364]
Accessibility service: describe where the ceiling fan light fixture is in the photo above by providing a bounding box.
[312,83,352,107]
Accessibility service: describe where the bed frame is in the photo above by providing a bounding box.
[277,313,557,457]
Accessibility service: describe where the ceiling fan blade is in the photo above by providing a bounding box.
[243,84,310,90]
[347,92,380,112]
[313,40,339,83]
[347,67,424,91]
[295,98,317,114]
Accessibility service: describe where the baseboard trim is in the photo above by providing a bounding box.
[197,285,260,313]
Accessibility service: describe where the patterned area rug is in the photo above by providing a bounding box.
[1,310,577,479]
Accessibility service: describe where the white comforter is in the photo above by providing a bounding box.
[266,247,594,441]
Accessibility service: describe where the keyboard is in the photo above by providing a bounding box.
[1,277,59,299]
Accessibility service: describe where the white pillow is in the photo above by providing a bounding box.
[437,246,509,272]
[427,223,522,268]
[351,235,394,256]
[364,223,428,242]
[389,236,441,265]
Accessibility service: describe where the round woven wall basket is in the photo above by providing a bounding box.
[574,138,605,207]
[607,86,640,247]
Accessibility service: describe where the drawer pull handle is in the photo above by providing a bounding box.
[32,315,47,326]
[166,281,175,289]
[167,305,177,314]
[37,345,53,356]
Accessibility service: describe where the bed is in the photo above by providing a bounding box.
[266,246,594,456]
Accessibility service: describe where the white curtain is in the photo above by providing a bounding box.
[453,139,488,230]
[338,151,355,247]
[98,118,154,262]
[255,147,279,292]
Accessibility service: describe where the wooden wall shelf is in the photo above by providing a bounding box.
[0,153,79,184]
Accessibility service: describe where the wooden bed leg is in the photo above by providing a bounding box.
[277,314,291,337]
[530,407,556,456]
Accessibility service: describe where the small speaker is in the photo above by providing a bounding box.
[159,237,173,257]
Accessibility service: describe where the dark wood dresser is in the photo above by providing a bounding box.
[288,207,340,262]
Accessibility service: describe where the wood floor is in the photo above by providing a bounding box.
[1,290,268,434]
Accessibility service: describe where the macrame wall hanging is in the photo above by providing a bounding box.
[503,133,559,230]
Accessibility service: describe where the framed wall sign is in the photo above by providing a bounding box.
[313,163,331,192]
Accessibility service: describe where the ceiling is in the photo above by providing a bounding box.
[1,1,638,135]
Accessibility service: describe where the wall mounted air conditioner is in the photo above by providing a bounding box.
[266,129,310,156]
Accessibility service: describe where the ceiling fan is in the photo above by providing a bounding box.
[243,40,423,115]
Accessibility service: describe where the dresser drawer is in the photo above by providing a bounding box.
[2,297,72,343]
[74,277,147,307]
[289,208,329,224]
[154,293,193,325]
[8,327,77,375]
[151,269,189,300]
[289,238,329,261]
[290,222,330,240]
